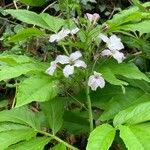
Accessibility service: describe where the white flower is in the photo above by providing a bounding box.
[99,34,124,51]
[86,13,100,23]
[56,51,87,77]
[49,27,80,42]
[49,28,70,42]
[46,61,57,75]
[99,33,125,63]
[101,49,125,63]
[88,71,105,91]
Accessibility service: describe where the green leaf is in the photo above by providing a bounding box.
[19,0,48,6]
[99,60,150,87]
[0,122,30,132]
[113,101,150,127]
[0,107,41,129]
[9,27,46,42]
[40,99,64,134]
[52,143,67,150]
[86,124,116,150]
[7,137,51,150]
[119,125,147,150]
[5,9,65,32]
[122,20,150,35]
[99,87,150,121]
[0,128,36,149]
[39,13,65,33]
[63,110,89,134]
[0,54,32,65]
[0,63,45,81]
[16,74,59,107]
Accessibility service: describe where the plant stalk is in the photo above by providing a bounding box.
[86,75,94,132]
[38,130,79,150]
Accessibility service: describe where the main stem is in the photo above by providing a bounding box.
[86,76,94,132]
[38,130,79,150]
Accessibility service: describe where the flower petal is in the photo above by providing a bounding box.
[49,34,59,43]
[55,55,69,64]
[101,49,112,56]
[88,76,99,91]
[112,51,125,63]
[70,27,80,35]
[69,51,82,61]
[98,33,109,43]
[46,61,57,75]
[63,65,74,78]
[108,35,124,51]
[86,13,94,22]
[74,60,87,68]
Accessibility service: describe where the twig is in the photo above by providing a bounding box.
[42,1,57,13]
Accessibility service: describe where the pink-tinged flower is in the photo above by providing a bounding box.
[88,71,105,91]
[56,51,87,77]
[99,33,125,63]
[49,27,79,42]
[86,13,100,23]
[46,61,57,75]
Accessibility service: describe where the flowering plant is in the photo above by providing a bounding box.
[0,1,150,150]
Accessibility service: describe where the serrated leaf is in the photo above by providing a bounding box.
[119,125,145,150]
[52,143,67,150]
[0,63,45,81]
[0,54,32,65]
[86,124,115,150]
[5,9,65,32]
[0,107,41,129]
[9,27,46,42]
[16,74,59,107]
[114,101,150,127]
[99,88,150,121]
[99,61,150,87]
[63,110,89,134]
[0,129,36,149]
[0,122,30,132]
[40,99,64,134]
[7,137,51,150]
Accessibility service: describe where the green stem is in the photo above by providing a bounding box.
[38,130,79,150]
[86,75,94,132]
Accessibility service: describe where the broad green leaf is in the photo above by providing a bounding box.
[119,125,148,150]
[99,60,150,87]
[16,74,59,107]
[0,122,29,132]
[7,137,51,150]
[39,13,65,33]
[0,62,45,81]
[100,88,149,121]
[9,27,46,42]
[114,101,150,127]
[19,0,48,6]
[5,9,65,32]
[40,99,64,134]
[100,67,128,87]
[0,54,32,65]
[52,143,67,150]
[86,124,115,150]
[0,107,41,129]
[63,110,89,134]
[122,20,150,35]
[0,129,36,149]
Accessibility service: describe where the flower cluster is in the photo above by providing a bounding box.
[47,13,125,91]
[99,34,125,63]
